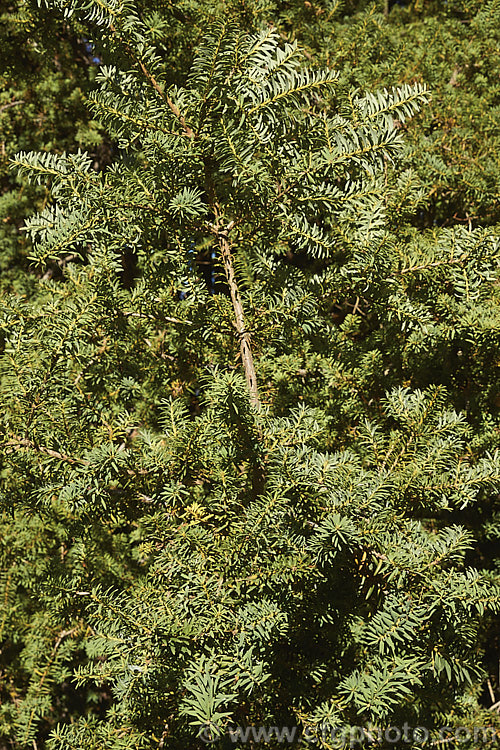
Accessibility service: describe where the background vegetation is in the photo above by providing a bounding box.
[1,1,499,748]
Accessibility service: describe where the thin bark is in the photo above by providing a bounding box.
[112,25,195,139]
[6,437,88,465]
[213,219,260,410]
[6,436,148,476]
[0,100,24,113]
[137,60,195,139]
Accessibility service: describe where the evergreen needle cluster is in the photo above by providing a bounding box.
[1,1,500,748]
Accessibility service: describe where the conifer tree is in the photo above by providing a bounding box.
[1,1,500,749]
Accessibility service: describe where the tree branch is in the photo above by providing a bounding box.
[0,100,24,114]
[110,22,195,139]
[212,214,261,410]
[136,60,195,139]
[5,437,89,466]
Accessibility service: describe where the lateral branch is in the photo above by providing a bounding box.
[212,217,261,410]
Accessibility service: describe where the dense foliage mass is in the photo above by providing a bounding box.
[1,1,500,748]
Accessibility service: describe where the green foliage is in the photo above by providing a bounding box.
[0,0,107,295]
[1,0,500,748]
[293,0,500,228]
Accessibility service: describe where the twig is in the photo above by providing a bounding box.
[5,435,148,476]
[0,100,24,114]
[123,311,191,325]
[5,437,89,465]
[430,737,457,746]
[108,20,195,139]
[211,213,260,410]
[487,678,496,706]
[136,60,195,139]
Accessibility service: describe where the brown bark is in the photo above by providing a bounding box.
[137,60,195,139]
[213,219,261,410]
[113,25,195,139]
